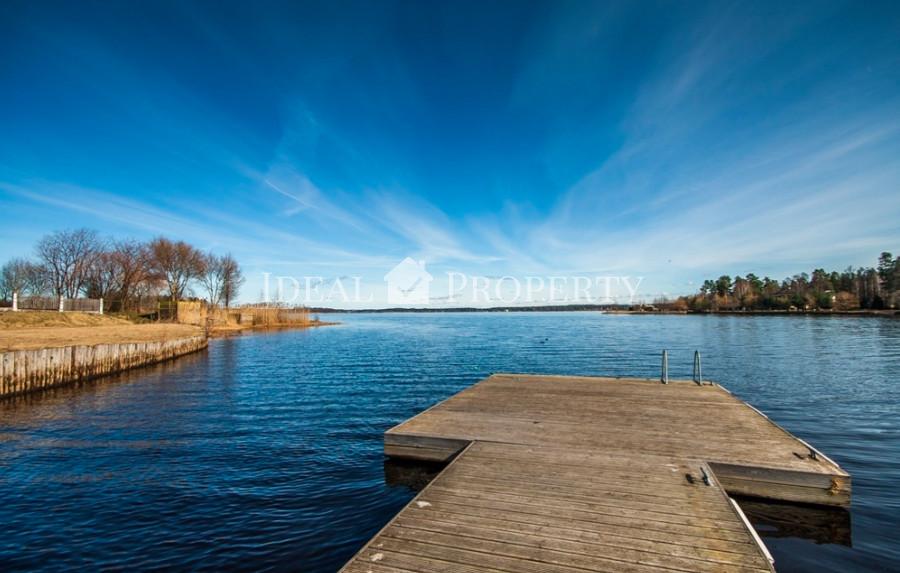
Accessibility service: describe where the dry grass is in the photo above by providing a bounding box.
[0,324,203,352]
[0,310,135,329]
[0,311,203,352]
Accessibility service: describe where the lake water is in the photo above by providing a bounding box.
[1,313,898,571]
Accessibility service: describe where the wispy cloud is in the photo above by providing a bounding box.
[2,1,899,304]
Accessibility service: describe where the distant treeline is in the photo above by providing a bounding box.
[667,252,899,312]
[0,228,244,311]
[307,304,633,313]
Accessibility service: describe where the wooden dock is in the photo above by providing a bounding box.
[342,374,850,572]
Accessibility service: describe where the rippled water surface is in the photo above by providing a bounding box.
[1,313,898,571]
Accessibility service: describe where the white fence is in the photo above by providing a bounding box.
[11,292,103,314]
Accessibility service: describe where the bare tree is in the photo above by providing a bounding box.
[84,239,154,309]
[132,273,164,310]
[147,237,205,303]
[22,262,50,296]
[8,229,242,311]
[0,258,50,300]
[84,249,120,300]
[0,258,31,301]
[113,240,151,310]
[35,229,101,298]
[199,253,244,307]
[198,253,225,307]
[220,254,244,308]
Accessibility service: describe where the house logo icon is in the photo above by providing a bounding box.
[384,257,433,305]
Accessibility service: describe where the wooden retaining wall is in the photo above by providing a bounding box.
[0,335,208,398]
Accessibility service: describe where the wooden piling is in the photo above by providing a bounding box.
[0,335,207,398]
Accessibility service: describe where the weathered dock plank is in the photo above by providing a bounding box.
[345,443,775,573]
[342,373,850,572]
[385,374,849,506]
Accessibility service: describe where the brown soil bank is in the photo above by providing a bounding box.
[0,323,203,352]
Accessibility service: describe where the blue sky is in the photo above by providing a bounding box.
[1,0,899,306]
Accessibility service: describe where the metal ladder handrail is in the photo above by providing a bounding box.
[660,350,705,385]
[660,350,669,384]
[693,350,703,385]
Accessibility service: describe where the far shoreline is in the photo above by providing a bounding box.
[306,306,899,317]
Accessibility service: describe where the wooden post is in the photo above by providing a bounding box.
[59,296,65,313]
[99,298,104,315]
[12,291,17,312]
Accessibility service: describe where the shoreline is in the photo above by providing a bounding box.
[0,314,339,398]
[307,307,899,317]
[608,309,899,317]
